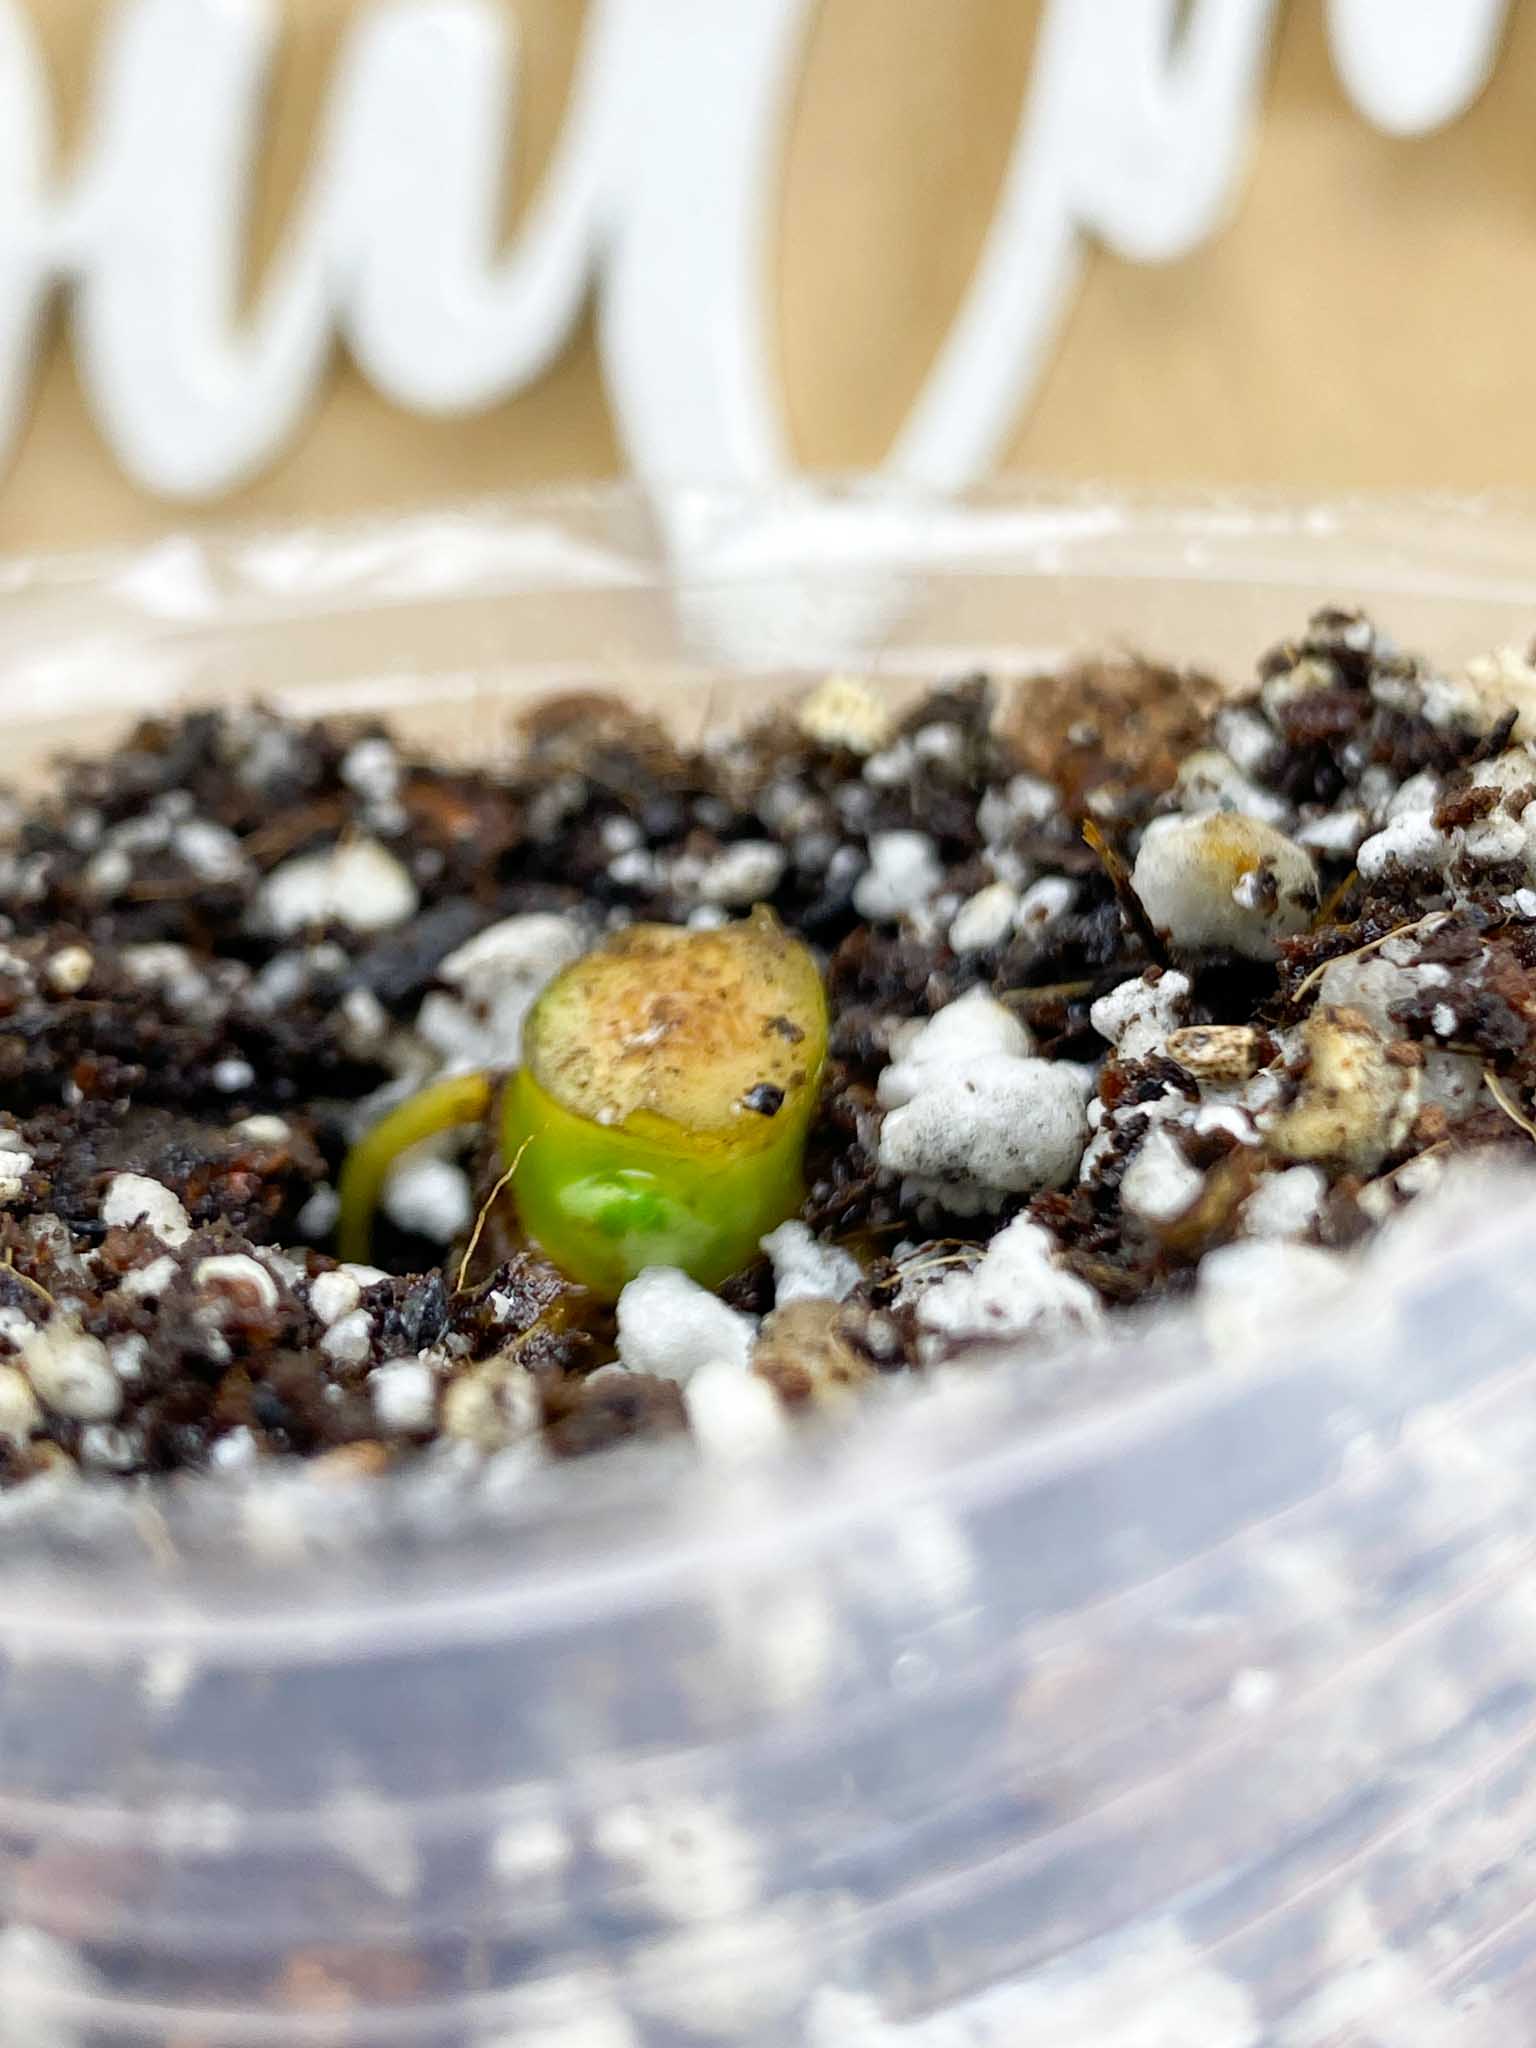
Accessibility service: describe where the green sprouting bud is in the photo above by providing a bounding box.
[334,910,828,1298]
[502,908,827,1295]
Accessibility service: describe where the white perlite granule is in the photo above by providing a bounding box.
[615,1268,755,1385]
[369,1359,437,1434]
[860,740,914,790]
[256,837,419,935]
[853,831,944,921]
[694,840,787,907]
[339,986,389,1053]
[0,1137,34,1203]
[1241,1165,1327,1241]
[297,1185,341,1239]
[1015,874,1077,934]
[383,1153,474,1243]
[915,1215,1102,1357]
[1132,813,1317,959]
[594,1794,764,1925]
[948,881,1018,953]
[100,1172,192,1248]
[119,1256,177,1302]
[174,818,246,881]
[321,1309,374,1365]
[1196,1240,1352,1351]
[625,1909,810,2035]
[79,1424,138,1470]
[1119,1126,1203,1228]
[684,1360,788,1461]
[341,736,401,806]
[879,1002,1091,1210]
[257,1246,306,1293]
[309,1269,363,1327]
[1090,971,1192,1064]
[418,912,585,1072]
[1315,946,1450,1040]
[84,846,130,898]
[121,942,212,1012]
[1213,703,1279,776]
[879,988,1035,1107]
[486,1974,641,2048]
[1296,806,1368,857]
[1174,746,1293,827]
[1356,809,1449,880]
[760,1219,860,1306]
[110,1336,148,1382]
[488,1813,573,1888]
[978,771,1059,842]
[912,720,964,764]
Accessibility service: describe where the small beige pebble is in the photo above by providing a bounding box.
[0,1363,41,1443]
[1262,1006,1420,1175]
[795,674,895,757]
[753,1300,872,1409]
[1166,1024,1266,1085]
[44,945,93,995]
[442,1359,542,1450]
[310,1442,392,1484]
[27,1441,80,1481]
[233,1114,291,1146]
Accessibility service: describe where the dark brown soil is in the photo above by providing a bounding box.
[0,611,1527,1485]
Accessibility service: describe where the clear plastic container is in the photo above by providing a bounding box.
[4,483,1536,2046]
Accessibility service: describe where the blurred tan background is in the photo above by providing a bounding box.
[8,0,1536,554]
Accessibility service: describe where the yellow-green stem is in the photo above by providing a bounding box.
[335,1069,494,1265]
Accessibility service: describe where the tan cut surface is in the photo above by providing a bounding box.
[524,910,826,1134]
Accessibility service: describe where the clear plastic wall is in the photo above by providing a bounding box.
[1,484,1534,2045]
